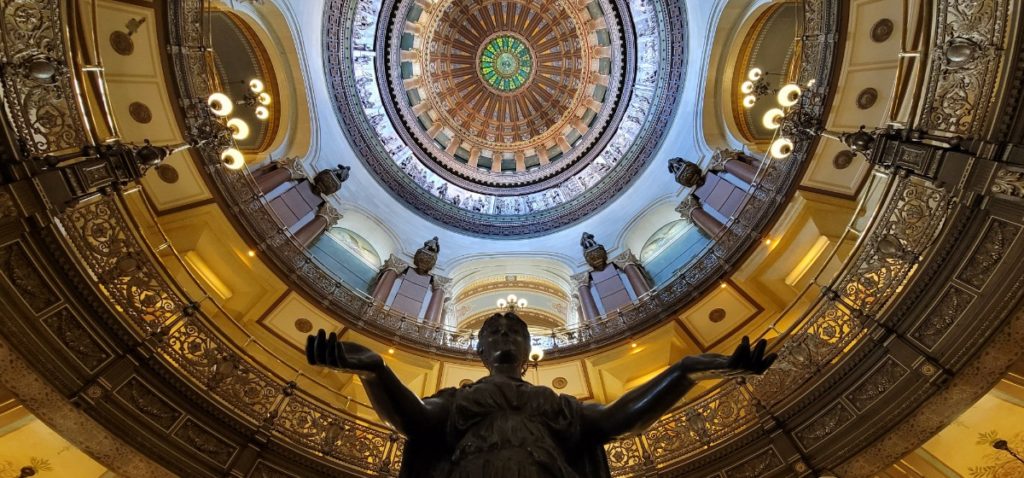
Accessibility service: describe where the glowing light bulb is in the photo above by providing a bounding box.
[770,138,795,159]
[247,250,256,257]
[507,294,517,304]
[496,299,508,309]
[207,92,233,117]
[221,148,245,170]
[762,108,785,130]
[249,79,265,93]
[388,348,395,354]
[777,84,803,107]
[740,81,755,94]
[529,346,544,362]
[719,282,727,289]
[257,92,272,106]
[255,106,270,121]
[630,342,638,348]
[742,95,757,109]
[517,298,528,309]
[748,68,763,81]
[227,118,250,140]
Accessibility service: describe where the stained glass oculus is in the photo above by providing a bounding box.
[479,35,533,92]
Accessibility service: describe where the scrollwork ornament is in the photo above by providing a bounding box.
[990,167,1024,198]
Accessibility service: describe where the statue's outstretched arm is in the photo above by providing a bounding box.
[582,337,775,442]
[307,329,447,437]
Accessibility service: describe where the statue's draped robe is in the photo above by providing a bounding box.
[400,376,611,478]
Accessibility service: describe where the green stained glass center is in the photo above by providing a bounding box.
[480,36,533,92]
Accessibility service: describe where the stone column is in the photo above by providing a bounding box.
[677,195,726,238]
[255,156,302,195]
[371,269,399,303]
[256,168,292,195]
[613,250,651,296]
[724,159,759,185]
[573,273,600,322]
[295,203,342,248]
[623,263,650,296]
[711,149,760,185]
[424,282,445,323]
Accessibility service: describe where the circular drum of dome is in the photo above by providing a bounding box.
[324,0,687,237]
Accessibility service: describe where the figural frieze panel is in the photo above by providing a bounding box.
[844,356,909,412]
[115,377,183,432]
[795,401,855,450]
[956,219,1022,291]
[0,240,59,314]
[40,308,110,371]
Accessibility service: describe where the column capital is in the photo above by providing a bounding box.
[315,203,343,227]
[611,249,641,268]
[571,271,591,287]
[382,254,411,275]
[709,148,747,172]
[276,156,306,180]
[676,194,701,219]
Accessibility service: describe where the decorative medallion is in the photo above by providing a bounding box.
[552,377,568,389]
[709,308,726,323]
[294,318,313,333]
[856,88,878,110]
[155,164,179,184]
[479,35,533,93]
[325,0,687,235]
[109,31,134,56]
[129,102,152,124]
[870,19,894,43]
[833,150,855,170]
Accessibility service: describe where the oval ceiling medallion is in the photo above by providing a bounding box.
[833,150,855,170]
[870,18,894,43]
[155,164,179,184]
[856,88,879,110]
[294,318,313,333]
[129,101,152,124]
[323,0,687,236]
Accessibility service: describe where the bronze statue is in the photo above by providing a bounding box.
[413,236,441,274]
[668,157,705,188]
[307,313,775,477]
[580,232,598,250]
[312,164,351,196]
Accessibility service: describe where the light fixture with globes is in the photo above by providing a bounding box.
[496,293,528,312]
[738,67,809,160]
[203,77,274,170]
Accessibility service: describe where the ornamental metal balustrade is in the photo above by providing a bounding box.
[49,153,947,476]
[0,0,989,475]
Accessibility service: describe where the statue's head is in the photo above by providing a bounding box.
[476,312,531,375]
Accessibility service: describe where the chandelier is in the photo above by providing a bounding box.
[496,294,528,312]
[737,66,808,160]
[205,78,274,170]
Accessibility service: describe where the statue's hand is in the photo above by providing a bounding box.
[684,336,776,380]
[306,329,385,376]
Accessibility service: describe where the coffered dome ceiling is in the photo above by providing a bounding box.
[326,0,685,236]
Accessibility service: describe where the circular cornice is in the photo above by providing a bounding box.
[324,0,687,236]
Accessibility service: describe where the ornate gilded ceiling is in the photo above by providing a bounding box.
[390,0,621,189]
[325,0,686,236]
